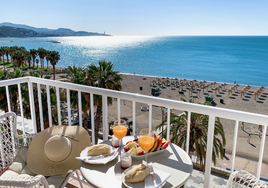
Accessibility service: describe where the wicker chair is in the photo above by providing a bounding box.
[226,170,268,188]
[0,175,49,188]
[0,112,82,188]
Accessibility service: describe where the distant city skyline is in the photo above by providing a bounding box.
[3,0,268,36]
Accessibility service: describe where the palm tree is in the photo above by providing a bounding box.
[47,51,60,80]
[156,98,226,171]
[0,46,8,70]
[9,46,19,66]
[30,49,37,68]
[86,60,123,144]
[45,50,51,69]
[11,50,26,68]
[25,51,32,69]
[38,48,46,68]
[64,66,90,127]
[36,59,39,68]
[4,46,10,64]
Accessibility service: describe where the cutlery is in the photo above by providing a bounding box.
[149,164,158,188]
[76,148,118,160]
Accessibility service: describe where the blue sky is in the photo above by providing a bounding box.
[3,0,268,36]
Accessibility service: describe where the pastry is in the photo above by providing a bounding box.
[87,144,111,156]
[124,164,150,183]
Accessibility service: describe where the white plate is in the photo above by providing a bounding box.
[80,145,118,164]
[131,149,165,160]
[121,165,166,188]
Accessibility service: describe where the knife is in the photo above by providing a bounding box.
[76,148,118,161]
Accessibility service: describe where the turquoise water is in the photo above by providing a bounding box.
[1,36,268,86]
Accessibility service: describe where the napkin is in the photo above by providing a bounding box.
[76,146,118,164]
[145,164,171,188]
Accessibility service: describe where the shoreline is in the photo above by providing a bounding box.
[120,72,268,88]
[0,40,60,44]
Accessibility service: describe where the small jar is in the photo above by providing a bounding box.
[111,135,119,148]
[120,152,132,169]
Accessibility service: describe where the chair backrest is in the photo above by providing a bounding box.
[0,112,18,171]
[0,112,35,173]
[226,170,268,188]
[0,175,49,188]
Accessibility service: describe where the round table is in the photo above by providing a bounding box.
[80,136,193,188]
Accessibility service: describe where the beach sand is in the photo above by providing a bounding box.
[106,74,268,178]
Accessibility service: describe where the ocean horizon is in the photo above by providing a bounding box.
[1,36,268,87]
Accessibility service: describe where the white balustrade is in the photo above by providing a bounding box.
[0,76,268,188]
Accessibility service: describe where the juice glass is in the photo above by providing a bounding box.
[112,120,128,162]
[139,129,154,164]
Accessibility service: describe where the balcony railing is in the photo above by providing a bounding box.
[0,76,268,188]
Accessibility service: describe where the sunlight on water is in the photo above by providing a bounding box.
[1,36,268,86]
[56,36,153,47]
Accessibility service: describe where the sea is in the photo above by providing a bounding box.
[1,36,268,87]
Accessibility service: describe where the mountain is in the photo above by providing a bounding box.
[0,22,111,37]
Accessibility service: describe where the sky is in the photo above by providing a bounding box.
[2,0,268,36]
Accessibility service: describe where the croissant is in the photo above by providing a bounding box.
[87,144,111,156]
[124,164,150,183]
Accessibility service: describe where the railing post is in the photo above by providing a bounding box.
[90,93,95,145]
[67,89,71,126]
[257,125,267,178]
[149,104,152,130]
[102,95,108,141]
[117,98,120,121]
[46,85,52,127]
[5,86,11,112]
[37,83,44,131]
[28,81,37,133]
[186,111,191,154]
[231,120,239,172]
[56,87,61,125]
[78,91,82,127]
[204,115,215,188]
[167,108,171,141]
[132,101,136,136]
[18,83,25,136]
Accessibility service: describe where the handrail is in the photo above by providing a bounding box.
[28,76,268,125]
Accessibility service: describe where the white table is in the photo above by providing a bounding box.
[80,136,193,188]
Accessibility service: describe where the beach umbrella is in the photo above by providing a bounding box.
[253,92,259,100]
[180,83,185,90]
[201,86,206,93]
[213,87,218,94]
[239,90,245,98]
[171,82,175,89]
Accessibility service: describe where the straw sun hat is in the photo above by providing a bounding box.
[27,125,91,176]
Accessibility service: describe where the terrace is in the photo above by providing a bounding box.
[0,76,268,188]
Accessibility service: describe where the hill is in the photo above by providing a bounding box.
[0,22,111,37]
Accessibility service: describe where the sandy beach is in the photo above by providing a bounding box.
[105,74,268,178]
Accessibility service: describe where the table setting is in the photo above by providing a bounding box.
[78,119,193,188]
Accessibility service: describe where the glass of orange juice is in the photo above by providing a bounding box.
[113,119,128,160]
[139,129,155,164]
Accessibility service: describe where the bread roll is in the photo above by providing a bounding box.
[87,144,111,156]
[124,164,150,183]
